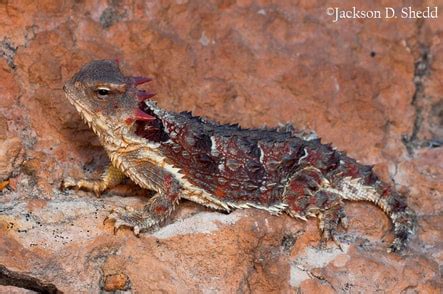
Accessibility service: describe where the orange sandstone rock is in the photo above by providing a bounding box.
[0,0,441,293]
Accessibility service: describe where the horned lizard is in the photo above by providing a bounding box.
[63,60,416,252]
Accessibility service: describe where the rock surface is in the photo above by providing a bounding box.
[0,1,442,293]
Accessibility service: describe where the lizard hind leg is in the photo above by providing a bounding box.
[283,168,348,249]
[285,190,348,249]
[315,191,349,248]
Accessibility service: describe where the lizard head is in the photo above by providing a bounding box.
[64,60,156,140]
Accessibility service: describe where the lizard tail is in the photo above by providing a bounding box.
[327,155,417,252]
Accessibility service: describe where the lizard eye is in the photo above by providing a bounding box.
[95,87,111,99]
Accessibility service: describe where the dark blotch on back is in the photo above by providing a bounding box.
[193,133,212,153]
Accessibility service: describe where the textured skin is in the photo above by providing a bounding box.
[63,60,416,252]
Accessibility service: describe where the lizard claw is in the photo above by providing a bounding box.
[61,177,77,190]
[133,226,141,236]
[340,215,349,230]
[61,177,103,197]
[113,220,123,234]
[103,214,110,225]
[106,206,156,236]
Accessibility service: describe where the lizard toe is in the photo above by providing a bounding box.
[106,206,157,235]
[61,177,77,190]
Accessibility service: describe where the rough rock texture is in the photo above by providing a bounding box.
[0,1,441,293]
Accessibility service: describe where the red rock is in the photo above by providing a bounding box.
[103,273,129,291]
[300,279,335,293]
[0,114,8,140]
[0,138,24,182]
[101,254,131,291]
[0,180,9,191]
[0,0,441,293]
[0,60,20,108]
[7,177,17,191]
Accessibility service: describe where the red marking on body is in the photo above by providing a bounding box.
[258,190,273,205]
[381,185,391,198]
[304,169,322,183]
[214,186,226,198]
[289,180,305,195]
[348,167,359,178]
[163,175,173,192]
[309,195,317,205]
[125,117,134,125]
[284,193,306,213]
[154,205,167,214]
[163,175,180,201]
[306,149,321,165]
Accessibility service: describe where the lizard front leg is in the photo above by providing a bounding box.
[63,164,126,196]
[106,175,181,235]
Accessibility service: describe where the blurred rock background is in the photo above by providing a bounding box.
[0,0,441,293]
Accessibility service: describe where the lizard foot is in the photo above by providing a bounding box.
[61,176,78,189]
[318,203,348,250]
[62,165,126,197]
[106,206,158,235]
[62,176,104,197]
[388,208,416,253]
